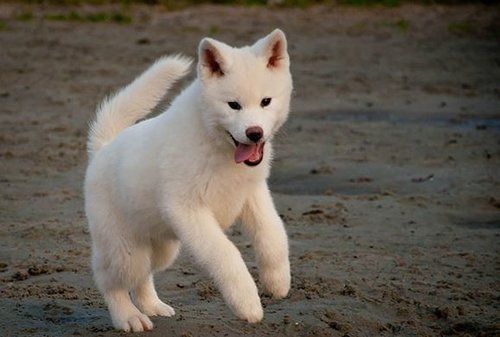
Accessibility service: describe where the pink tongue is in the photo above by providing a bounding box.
[235,143,259,163]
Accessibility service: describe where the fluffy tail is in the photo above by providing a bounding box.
[87,55,192,156]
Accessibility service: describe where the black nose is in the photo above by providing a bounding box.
[246,126,263,143]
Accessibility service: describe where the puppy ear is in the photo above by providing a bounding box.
[253,29,289,70]
[198,38,232,80]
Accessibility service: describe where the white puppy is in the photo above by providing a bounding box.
[84,29,292,332]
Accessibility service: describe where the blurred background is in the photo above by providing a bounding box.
[0,1,499,336]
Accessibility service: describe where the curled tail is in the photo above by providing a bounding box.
[87,54,192,156]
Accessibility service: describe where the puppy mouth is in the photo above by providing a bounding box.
[227,132,265,167]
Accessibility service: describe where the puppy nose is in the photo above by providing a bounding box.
[246,126,263,143]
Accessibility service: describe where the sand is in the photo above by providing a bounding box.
[0,3,499,336]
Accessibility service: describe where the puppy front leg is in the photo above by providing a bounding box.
[242,182,291,299]
[168,207,263,322]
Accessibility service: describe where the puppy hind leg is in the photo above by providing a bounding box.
[151,239,180,272]
[104,288,154,332]
[90,219,154,331]
[133,274,175,317]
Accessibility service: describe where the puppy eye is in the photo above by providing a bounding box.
[228,101,242,110]
[260,97,272,107]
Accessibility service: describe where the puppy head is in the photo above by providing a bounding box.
[197,29,293,167]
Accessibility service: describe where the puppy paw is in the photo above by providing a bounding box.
[233,299,264,323]
[260,265,291,299]
[139,299,175,317]
[226,283,263,323]
[113,312,153,332]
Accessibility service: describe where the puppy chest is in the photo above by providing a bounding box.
[204,180,248,229]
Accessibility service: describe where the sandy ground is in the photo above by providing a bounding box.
[0,3,499,336]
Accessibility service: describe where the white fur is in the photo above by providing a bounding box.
[84,29,292,332]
